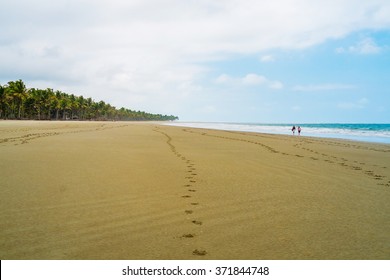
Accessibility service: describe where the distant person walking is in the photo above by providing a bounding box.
[298,126,301,136]
[292,125,296,135]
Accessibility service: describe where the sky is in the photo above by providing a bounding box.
[1,0,390,123]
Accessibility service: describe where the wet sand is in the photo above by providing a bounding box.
[0,121,389,259]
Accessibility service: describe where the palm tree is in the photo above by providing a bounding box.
[67,94,77,119]
[54,91,63,120]
[77,95,86,120]
[27,88,42,119]
[0,84,9,119]
[44,88,55,120]
[84,97,94,120]
[96,100,106,120]
[59,93,71,120]
[6,79,28,119]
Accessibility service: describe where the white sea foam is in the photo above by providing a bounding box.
[163,122,390,144]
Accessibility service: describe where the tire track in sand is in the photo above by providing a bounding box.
[153,127,208,257]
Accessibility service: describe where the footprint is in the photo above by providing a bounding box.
[188,189,196,192]
[191,202,199,205]
[182,234,195,238]
[182,195,191,198]
[185,210,193,214]
[192,220,202,225]
[193,249,207,256]
[351,166,362,170]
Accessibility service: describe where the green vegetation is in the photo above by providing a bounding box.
[0,79,178,121]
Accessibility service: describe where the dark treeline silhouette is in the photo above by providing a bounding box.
[0,79,178,121]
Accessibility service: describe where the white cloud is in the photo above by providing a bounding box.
[260,55,275,62]
[269,81,284,89]
[353,38,381,54]
[292,84,357,92]
[0,0,389,115]
[242,74,267,85]
[336,37,382,54]
[215,74,232,85]
[215,73,283,90]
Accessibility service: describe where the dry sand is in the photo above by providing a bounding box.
[0,121,389,259]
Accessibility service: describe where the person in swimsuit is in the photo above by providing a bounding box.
[292,125,296,135]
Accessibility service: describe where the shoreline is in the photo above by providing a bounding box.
[2,119,389,145]
[163,121,390,145]
[1,121,389,259]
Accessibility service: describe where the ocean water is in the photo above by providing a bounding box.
[164,122,390,144]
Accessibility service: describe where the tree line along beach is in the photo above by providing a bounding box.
[0,80,178,121]
[0,121,389,259]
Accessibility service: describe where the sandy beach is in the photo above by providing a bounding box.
[0,121,389,260]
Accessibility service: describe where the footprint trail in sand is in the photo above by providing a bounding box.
[153,127,207,257]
